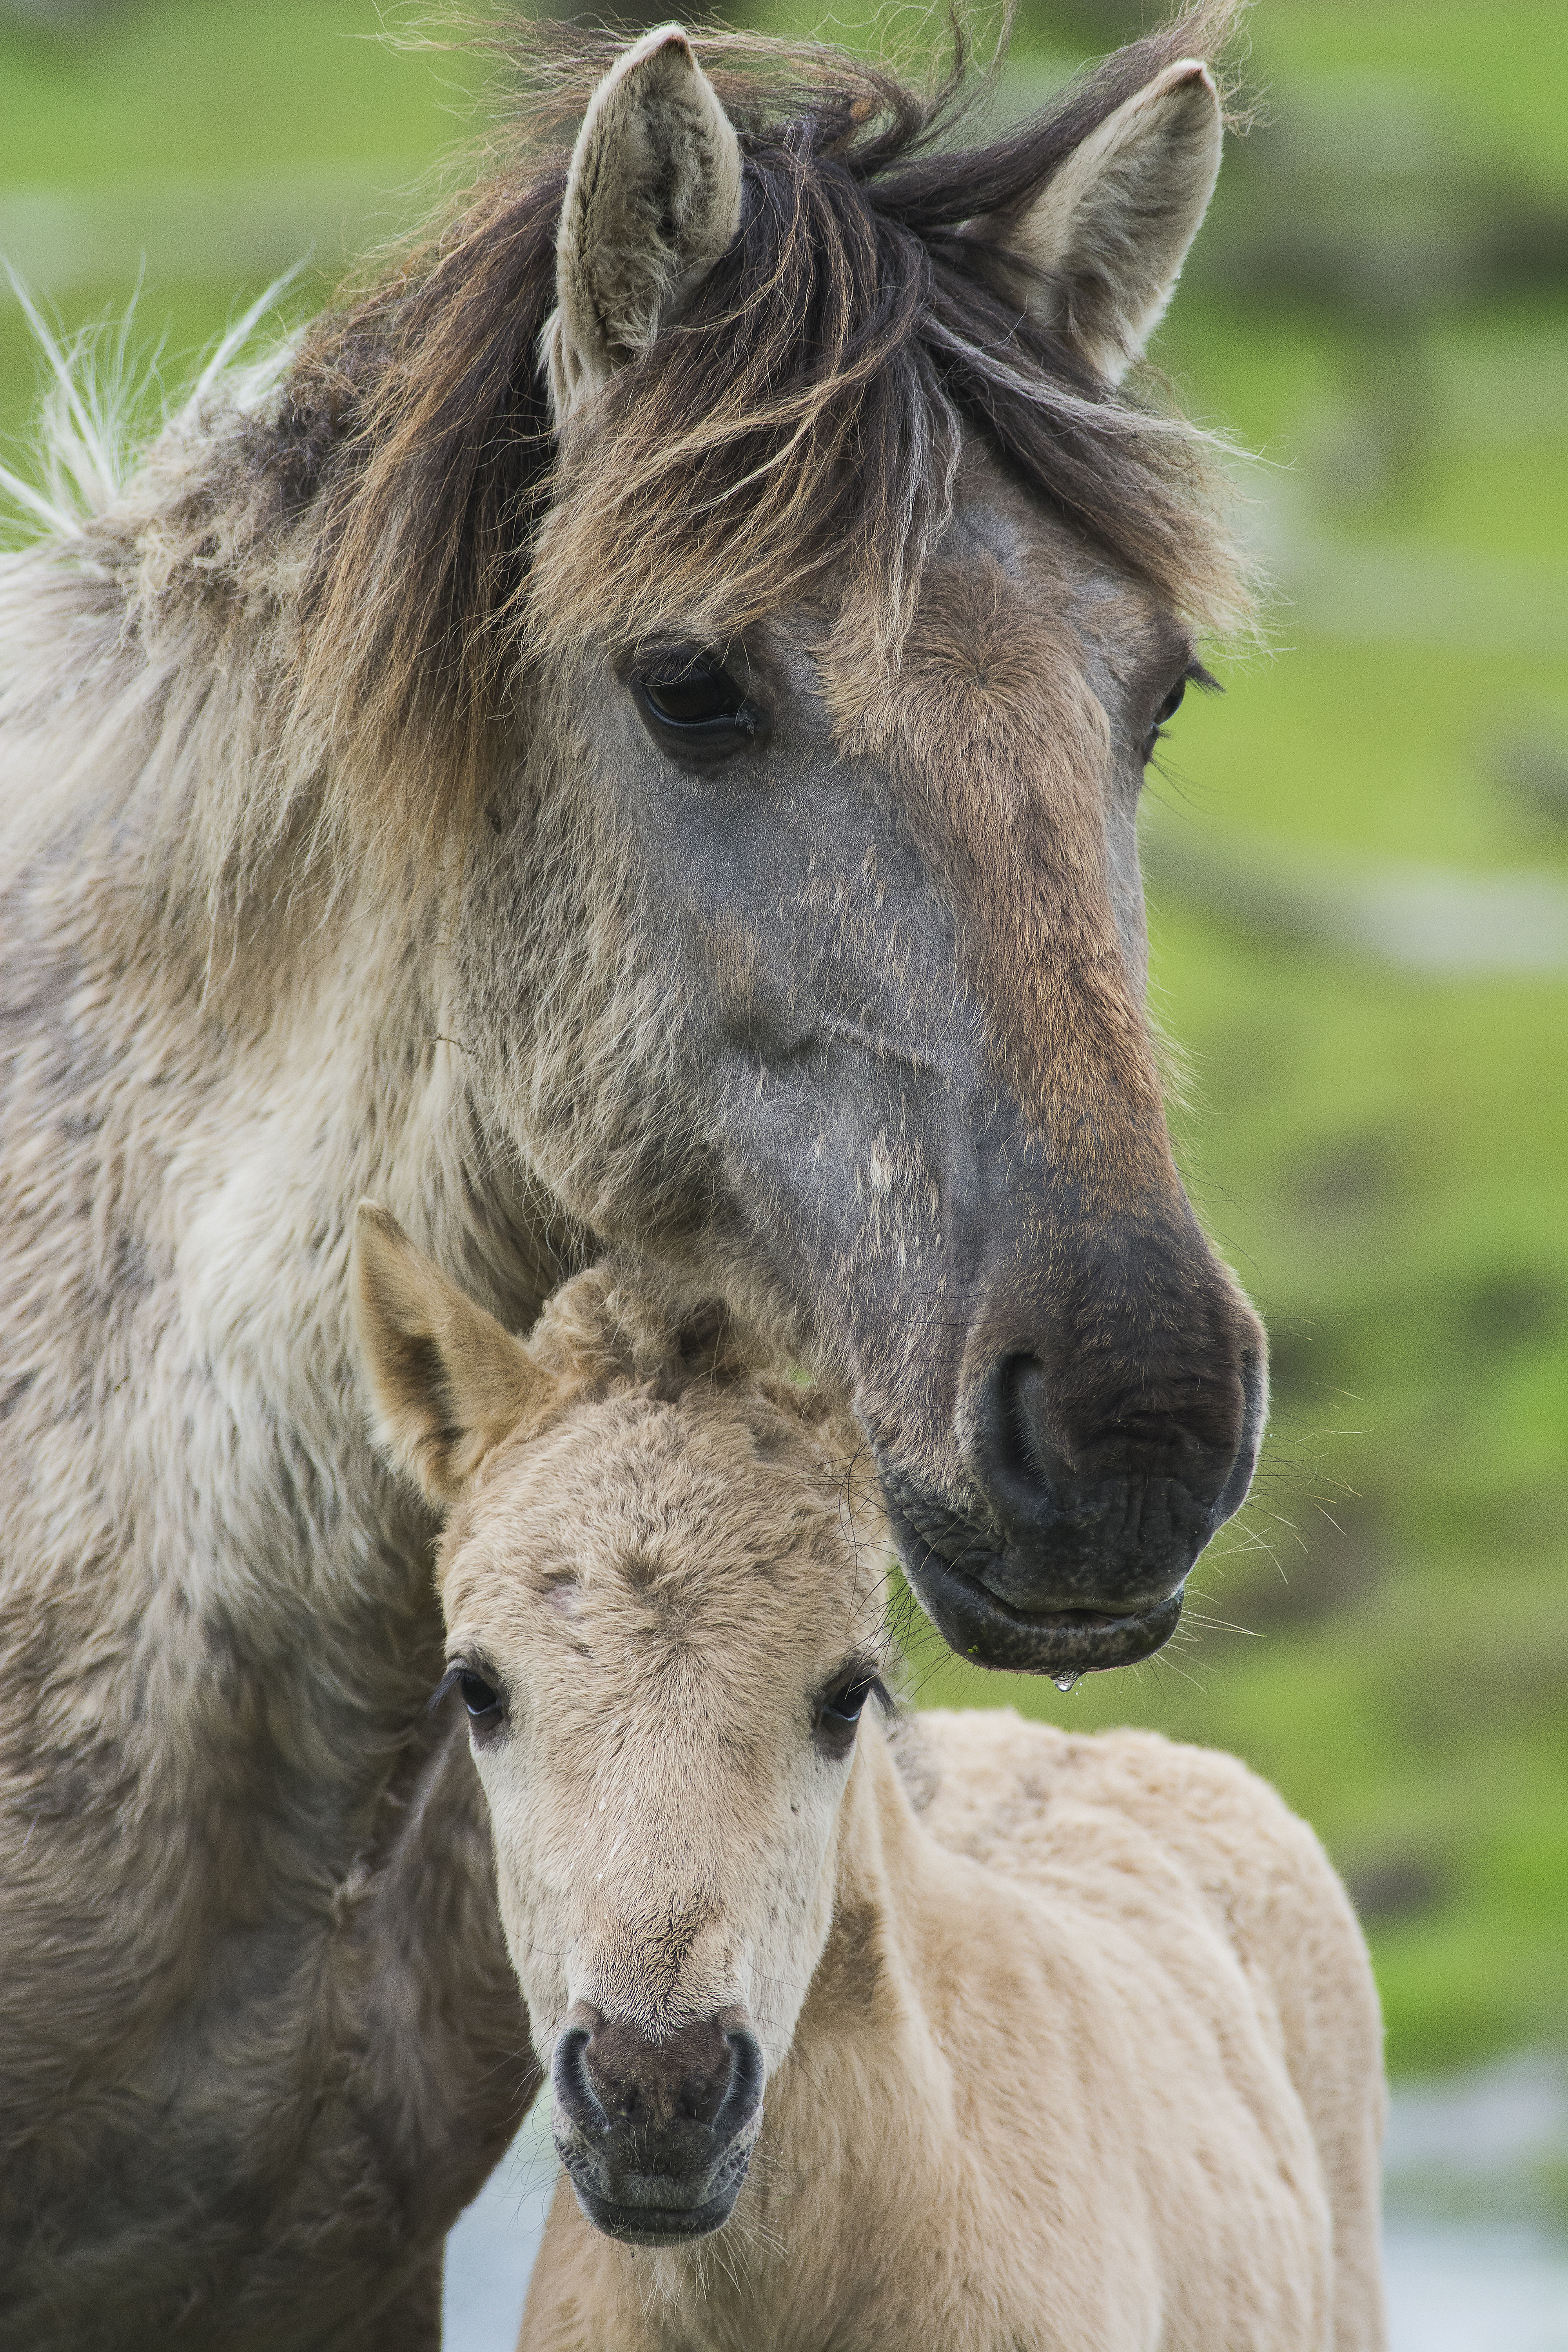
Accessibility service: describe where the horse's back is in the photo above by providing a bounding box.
[909,1707,1385,2351]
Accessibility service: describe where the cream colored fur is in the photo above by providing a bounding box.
[354,1217,1386,2352]
[525,1721,1387,2352]
[969,59,1224,381]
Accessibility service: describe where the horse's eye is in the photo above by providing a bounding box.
[645,669,733,724]
[459,1671,501,1719]
[632,652,768,761]
[1141,675,1187,765]
[1142,664,1220,765]
[813,1669,882,1760]
[1153,677,1187,728]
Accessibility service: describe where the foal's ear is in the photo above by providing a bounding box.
[351,1202,553,1505]
[544,24,743,424]
[968,58,1223,383]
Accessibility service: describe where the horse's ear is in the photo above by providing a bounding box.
[351,1202,554,1505]
[967,58,1223,383]
[544,24,743,424]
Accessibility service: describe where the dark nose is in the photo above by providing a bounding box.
[983,1341,1247,1526]
[969,1310,1263,1615]
[555,2009,759,2136]
[551,2004,764,2244]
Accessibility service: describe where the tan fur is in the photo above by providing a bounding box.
[823,538,1175,1200]
[351,1237,1384,2352]
[355,1200,555,1499]
[523,1723,1386,2352]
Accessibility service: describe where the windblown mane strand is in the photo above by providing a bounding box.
[204,5,1252,881]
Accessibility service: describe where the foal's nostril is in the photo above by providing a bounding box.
[554,2011,764,2149]
[552,2023,607,2132]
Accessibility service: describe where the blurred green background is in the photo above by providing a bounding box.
[1,0,1563,2080]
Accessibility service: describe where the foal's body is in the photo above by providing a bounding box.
[524,1712,1384,2352]
[351,1217,1385,2352]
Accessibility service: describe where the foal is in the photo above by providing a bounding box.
[352,1205,1386,2352]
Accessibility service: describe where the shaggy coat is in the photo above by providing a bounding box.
[350,1215,1387,2352]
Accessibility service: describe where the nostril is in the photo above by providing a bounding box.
[978,1354,1066,1520]
[553,2025,607,2131]
[711,2028,764,2141]
[1007,1357,1055,1489]
[557,2013,764,2148]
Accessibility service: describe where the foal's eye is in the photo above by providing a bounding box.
[432,1661,506,1742]
[812,1669,884,1761]
[459,1671,501,1720]
[632,650,768,762]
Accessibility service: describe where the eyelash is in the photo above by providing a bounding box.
[1142,662,1217,763]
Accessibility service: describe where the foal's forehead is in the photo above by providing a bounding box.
[450,1387,855,1622]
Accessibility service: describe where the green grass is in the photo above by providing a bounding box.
[1252,0,1568,194]
[1,0,1564,2078]
[0,0,481,183]
[1157,635,1568,866]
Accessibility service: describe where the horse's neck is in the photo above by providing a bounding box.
[2,529,563,1328]
[0,791,545,1692]
[0,549,541,2085]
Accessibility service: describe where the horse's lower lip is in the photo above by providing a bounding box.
[893,1529,1185,1675]
[876,1456,1192,1675]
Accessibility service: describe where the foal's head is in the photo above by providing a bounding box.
[354,1203,887,2245]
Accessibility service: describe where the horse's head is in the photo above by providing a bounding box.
[345,14,1264,1677]
[351,1206,886,2245]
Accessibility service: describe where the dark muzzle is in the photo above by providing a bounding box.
[879,1229,1268,1679]
[551,2004,764,2245]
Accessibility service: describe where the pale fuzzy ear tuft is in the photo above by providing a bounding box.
[351,1201,554,1505]
[527,1261,746,1400]
[543,24,743,424]
[972,59,1223,383]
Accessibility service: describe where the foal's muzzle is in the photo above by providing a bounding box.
[551,2003,764,2245]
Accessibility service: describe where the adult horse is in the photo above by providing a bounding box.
[0,9,1266,2343]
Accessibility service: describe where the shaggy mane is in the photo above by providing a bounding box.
[4,4,1254,895]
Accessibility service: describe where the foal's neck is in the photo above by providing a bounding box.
[708,1726,960,2323]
